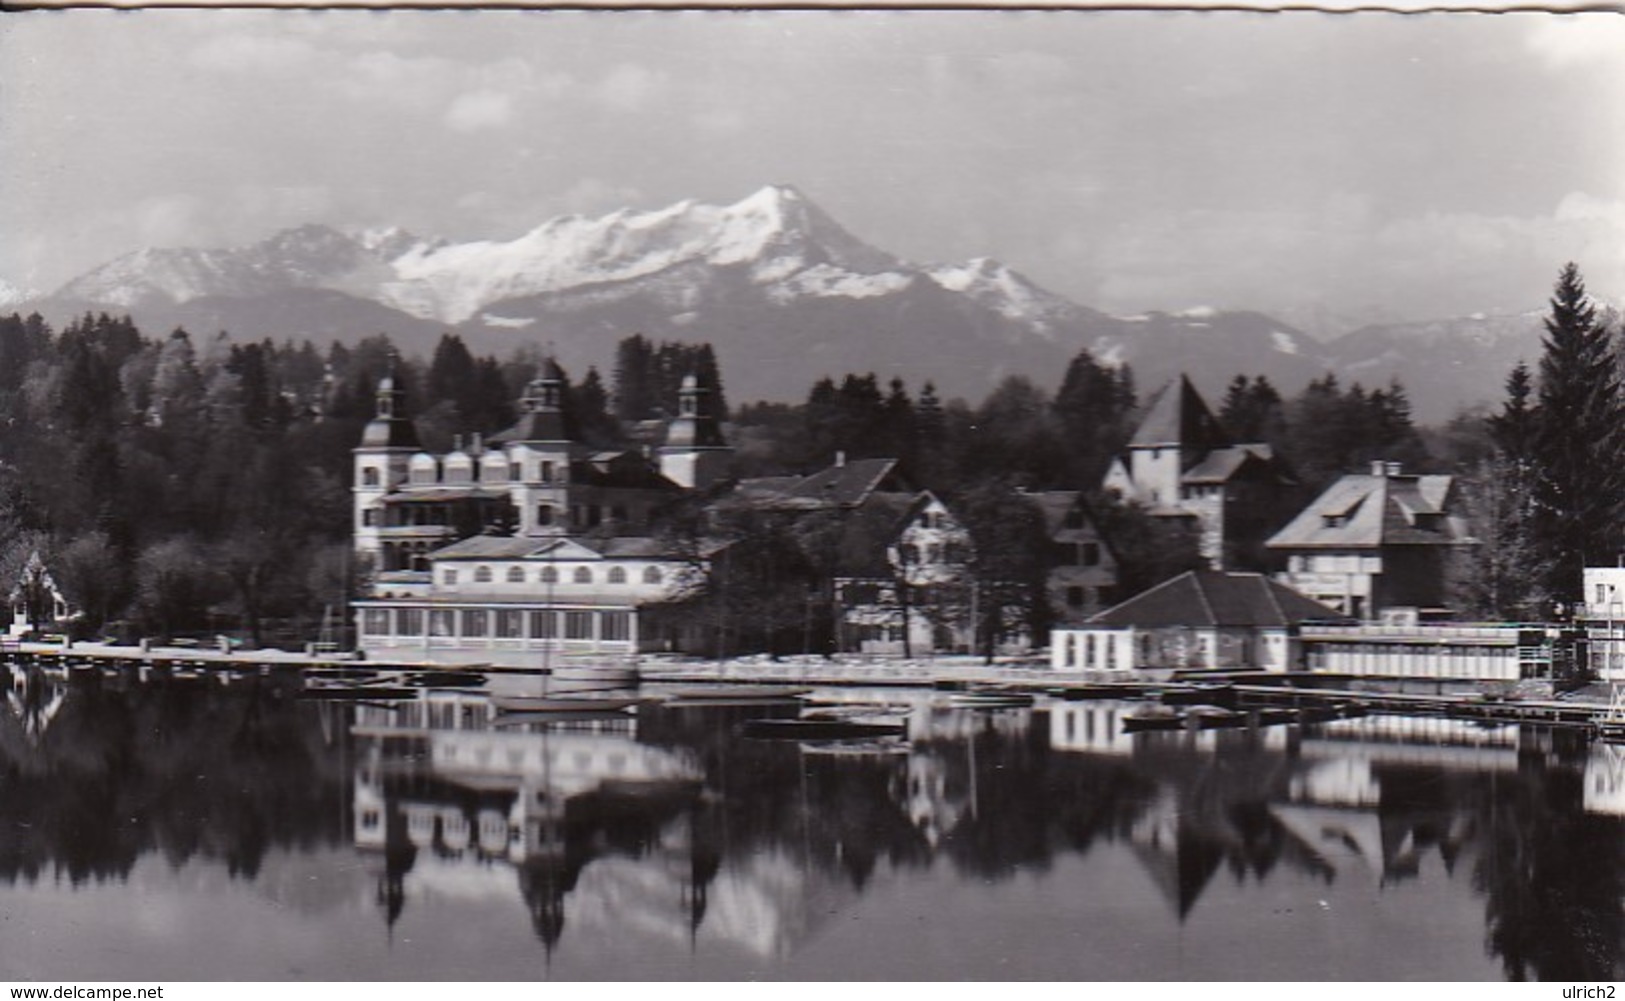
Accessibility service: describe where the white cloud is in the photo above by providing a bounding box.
[596,63,666,113]
[445,89,515,132]
[693,107,747,136]
[189,32,317,74]
[556,178,644,215]
[134,194,208,247]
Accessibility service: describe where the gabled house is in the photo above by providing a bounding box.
[733,455,980,655]
[1101,375,1295,569]
[833,490,976,655]
[1266,460,1470,620]
[1051,569,1349,672]
[6,551,78,638]
[1027,490,1120,624]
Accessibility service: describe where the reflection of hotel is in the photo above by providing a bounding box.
[349,693,899,958]
[352,692,706,944]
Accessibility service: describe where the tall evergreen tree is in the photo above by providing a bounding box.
[1053,349,1137,487]
[568,366,620,447]
[1531,263,1625,602]
[612,334,655,422]
[1489,361,1537,461]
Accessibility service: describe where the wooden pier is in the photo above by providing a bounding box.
[4,638,1620,740]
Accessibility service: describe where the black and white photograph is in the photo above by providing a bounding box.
[1,5,1623,983]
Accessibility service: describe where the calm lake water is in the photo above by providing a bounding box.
[2,666,1622,981]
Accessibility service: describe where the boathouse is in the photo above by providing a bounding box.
[1051,569,1348,672]
[5,551,78,639]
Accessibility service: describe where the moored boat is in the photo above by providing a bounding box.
[491,695,641,714]
[949,691,1035,709]
[742,717,908,741]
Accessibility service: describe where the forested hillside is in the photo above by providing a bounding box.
[0,310,1446,645]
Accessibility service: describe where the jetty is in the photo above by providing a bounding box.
[4,637,1620,739]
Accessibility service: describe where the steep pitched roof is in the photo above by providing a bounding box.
[1089,570,1348,628]
[733,458,909,510]
[1181,445,1282,485]
[487,410,569,445]
[1129,375,1229,451]
[1266,471,1465,550]
[1026,490,1120,559]
[1027,490,1083,535]
[570,453,681,491]
[790,457,904,506]
[833,491,924,577]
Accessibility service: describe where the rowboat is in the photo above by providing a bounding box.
[299,685,418,701]
[949,691,1035,709]
[491,695,640,714]
[663,685,811,701]
[742,717,908,741]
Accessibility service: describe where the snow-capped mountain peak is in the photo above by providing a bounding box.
[0,279,38,309]
[45,187,921,324]
[379,186,906,322]
[927,256,1100,339]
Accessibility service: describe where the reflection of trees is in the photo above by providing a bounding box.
[0,674,348,886]
[1473,747,1625,981]
[11,674,1623,980]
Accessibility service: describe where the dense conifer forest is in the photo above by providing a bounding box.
[22,272,1618,646]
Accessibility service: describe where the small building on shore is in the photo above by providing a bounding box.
[1296,614,1564,682]
[1051,569,1348,672]
[1562,566,1625,682]
[6,552,77,639]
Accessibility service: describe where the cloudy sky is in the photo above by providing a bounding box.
[3,9,1623,334]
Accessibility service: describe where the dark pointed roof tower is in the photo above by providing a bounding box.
[1129,375,1229,457]
[495,357,571,444]
[360,353,423,450]
[663,373,727,449]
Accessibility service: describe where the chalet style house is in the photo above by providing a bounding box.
[1028,490,1119,623]
[732,457,981,656]
[1266,460,1469,620]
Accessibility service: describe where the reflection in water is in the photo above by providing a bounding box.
[352,692,705,958]
[1,665,1621,980]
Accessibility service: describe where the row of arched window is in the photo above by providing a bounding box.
[447,564,665,586]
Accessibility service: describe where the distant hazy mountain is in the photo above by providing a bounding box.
[15,186,1535,418]
[1322,312,1547,423]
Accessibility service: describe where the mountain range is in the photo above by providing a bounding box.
[17,185,1551,423]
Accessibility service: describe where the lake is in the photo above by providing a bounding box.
[2,666,1621,981]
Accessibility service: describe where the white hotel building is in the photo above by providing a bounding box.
[351,361,728,665]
